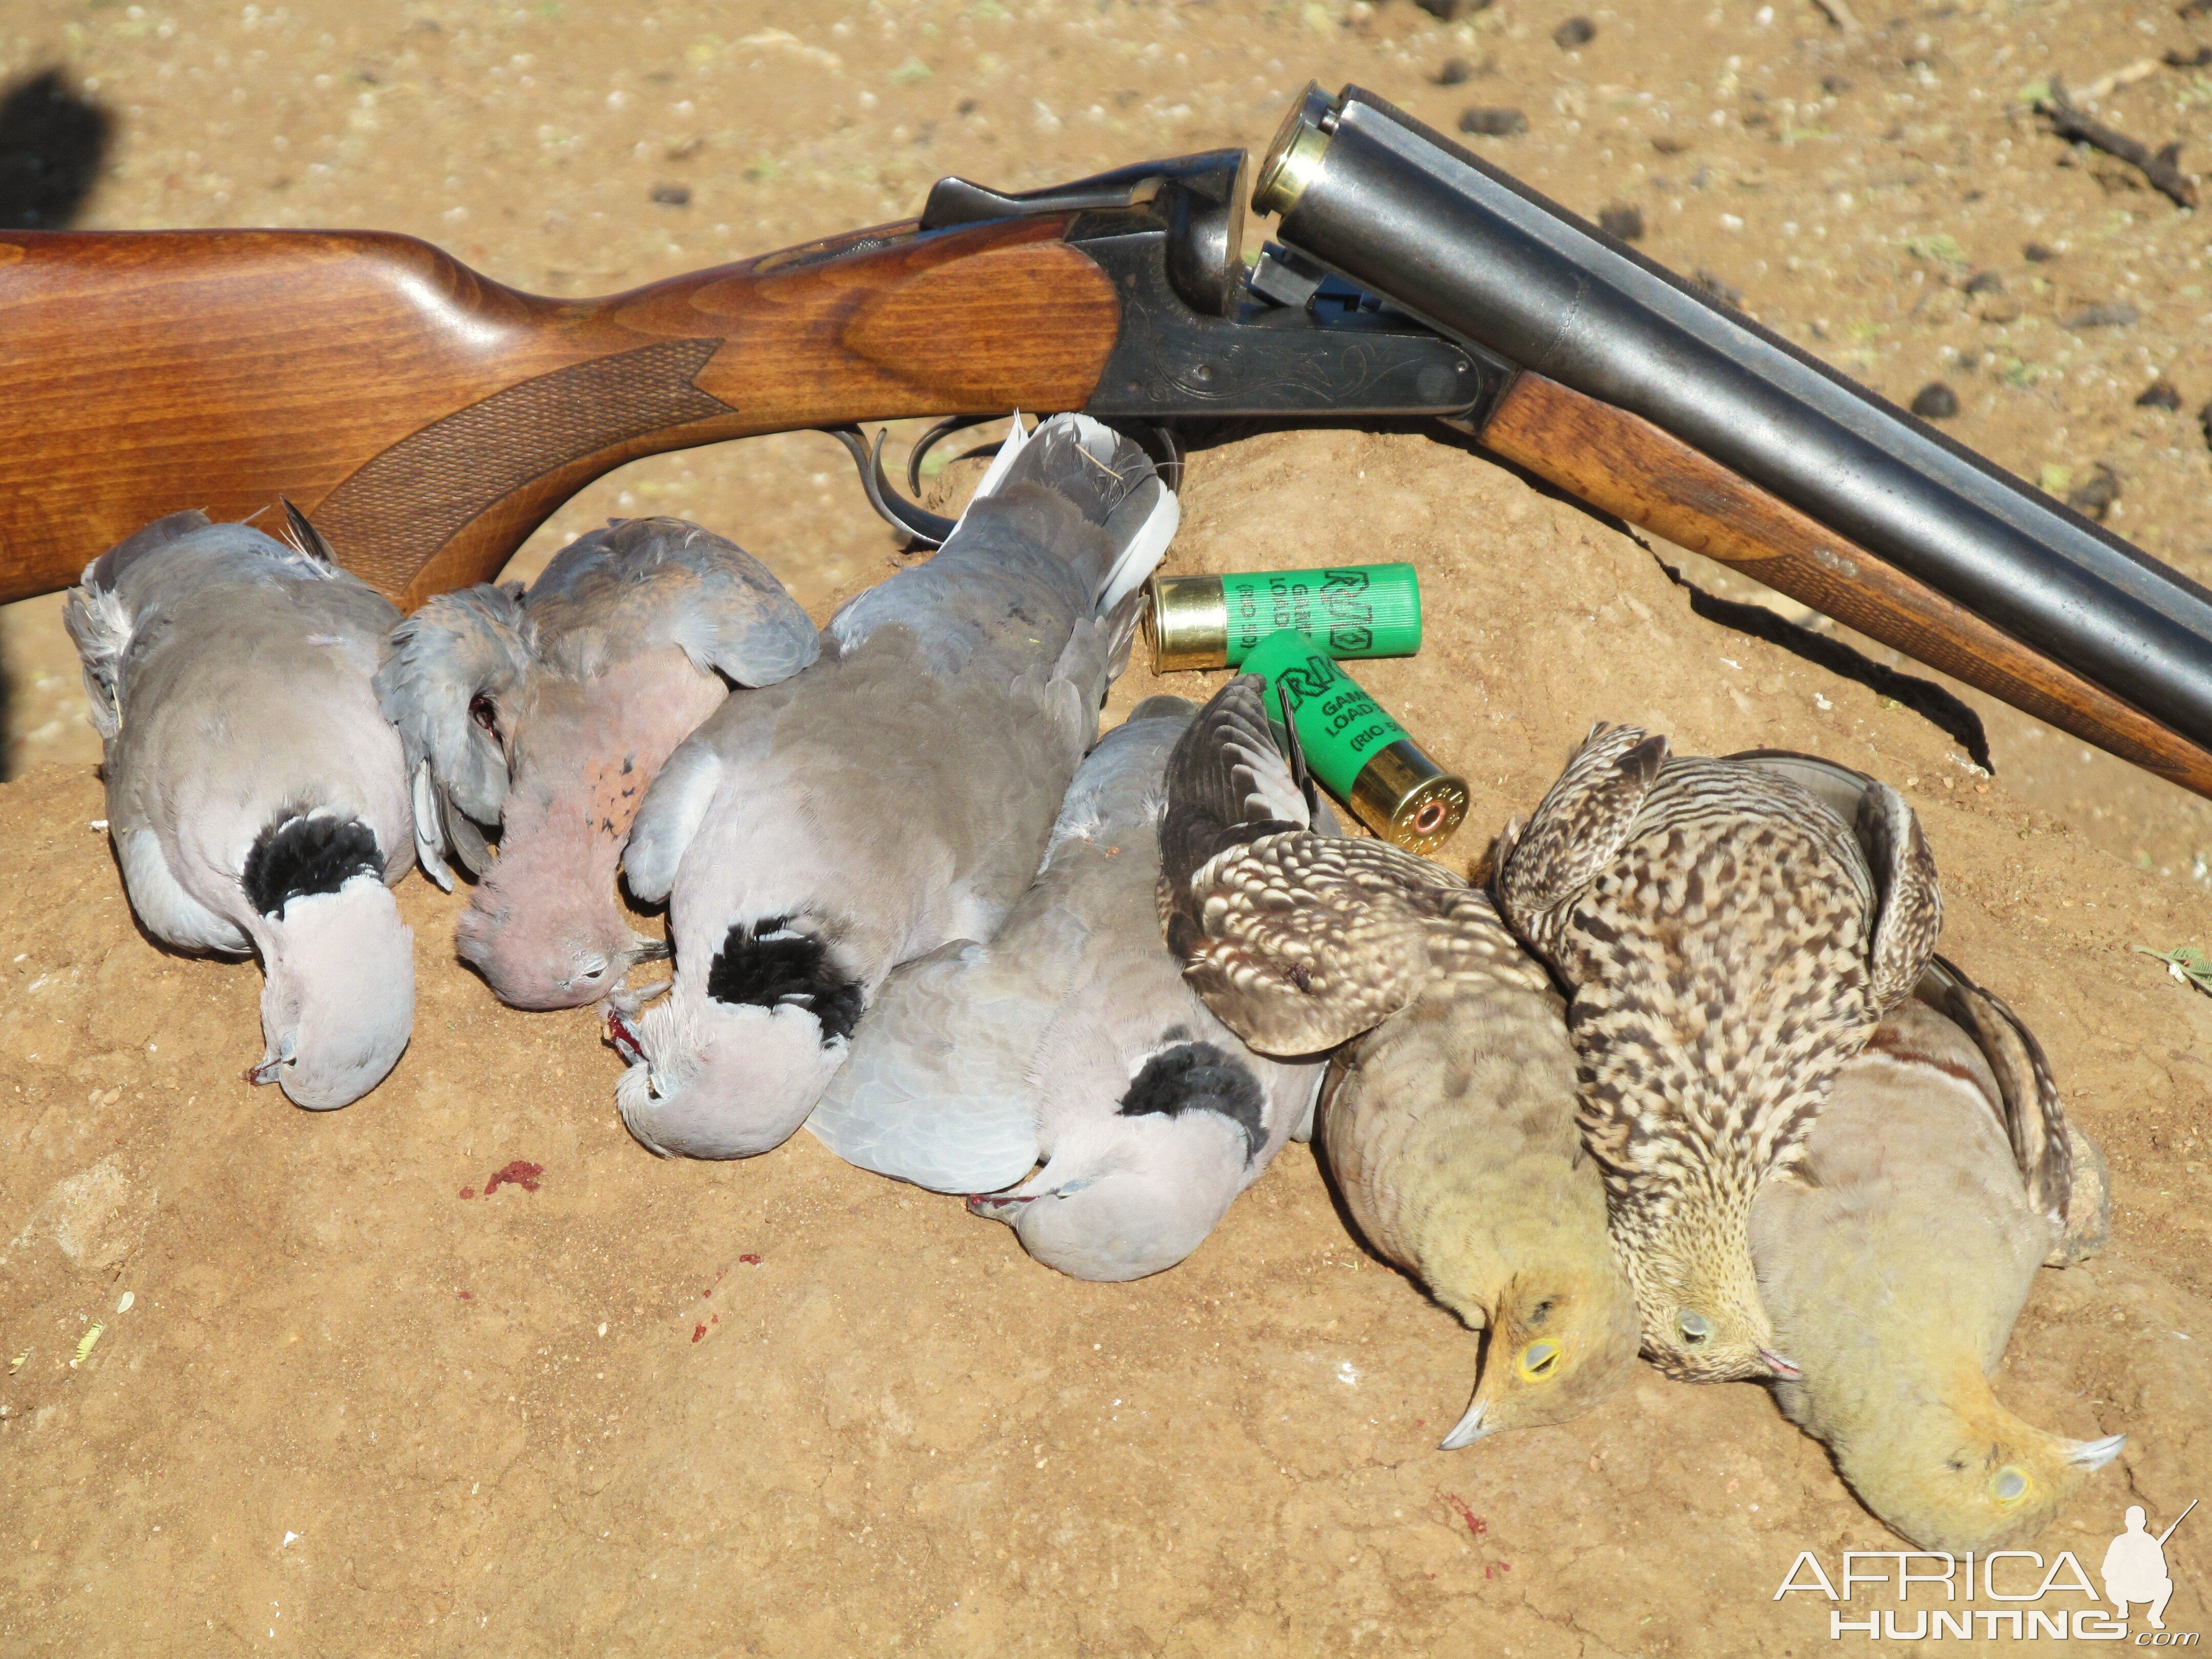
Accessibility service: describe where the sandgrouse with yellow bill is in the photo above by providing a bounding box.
[1159,676,1640,1446]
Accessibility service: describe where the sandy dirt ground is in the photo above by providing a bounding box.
[4,0,2212,1654]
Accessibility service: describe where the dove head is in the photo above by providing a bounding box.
[454,802,667,1009]
[452,665,712,1010]
[1784,1364,2123,1551]
[1439,1258,1643,1449]
[239,813,413,1110]
[249,878,415,1110]
[966,1041,1261,1281]
[610,914,861,1159]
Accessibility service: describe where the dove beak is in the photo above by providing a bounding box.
[606,1007,646,1066]
[1758,1347,1803,1381]
[2069,1433,2126,1470]
[1439,1397,1491,1451]
[966,1193,1035,1220]
[245,1057,283,1087]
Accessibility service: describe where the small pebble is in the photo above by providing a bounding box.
[1910,382,1960,420]
[1692,268,1743,307]
[1553,15,1597,48]
[2136,378,2182,411]
[1962,270,2004,295]
[2066,464,2121,522]
[1459,107,1529,137]
[649,182,692,207]
[2023,241,2060,263]
[2201,398,2212,452]
[1413,0,1490,17]
[2061,302,2139,330]
[2164,45,2212,68]
[1597,204,1645,241]
[1651,135,1689,156]
[1821,75,1853,95]
[1436,57,1478,86]
[1979,294,2025,324]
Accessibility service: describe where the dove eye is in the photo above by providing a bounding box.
[1517,1341,1561,1380]
[469,694,500,735]
[1991,1467,2029,1503]
[1676,1310,1713,1345]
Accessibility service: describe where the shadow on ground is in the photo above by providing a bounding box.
[0,67,113,778]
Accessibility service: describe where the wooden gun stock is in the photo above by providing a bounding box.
[1478,370,2212,802]
[4,215,2208,801]
[0,218,1118,610]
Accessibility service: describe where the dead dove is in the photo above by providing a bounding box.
[807,695,1325,1282]
[63,507,416,1109]
[1158,675,1640,1445]
[1751,951,2121,1551]
[1496,730,1941,1384]
[609,413,1178,1158]
[376,517,817,1009]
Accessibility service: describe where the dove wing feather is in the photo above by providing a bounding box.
[806,939,1047,1193]
[622,737,728,904]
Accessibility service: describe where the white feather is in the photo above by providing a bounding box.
[1097,480,1180,616]
[942,412,1033,539]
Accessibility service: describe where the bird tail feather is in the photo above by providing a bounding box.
[953,412,1178,614]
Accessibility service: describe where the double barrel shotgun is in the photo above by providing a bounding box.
[5,83,2211,799]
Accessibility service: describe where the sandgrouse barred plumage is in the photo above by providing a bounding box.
[1159,676,1640,1445]
[1496,730,1941,1382]
[1751,954,2120,1550]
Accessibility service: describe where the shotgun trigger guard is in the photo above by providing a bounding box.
[822,425,958,548]
[835,418,1185,551]
[910,415,1183,496]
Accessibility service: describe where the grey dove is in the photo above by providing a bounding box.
[376,517,817,1009]
[63,507,416,1110]
[1158,675,1640,1445]
[1496,730,1942,1385]
[1752,949,2121,1551]
[609,413,1178,1158]
[807,695,1324,1282]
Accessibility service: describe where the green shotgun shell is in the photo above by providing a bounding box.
[1148,564,1422,672]
[1239,628,1469,854]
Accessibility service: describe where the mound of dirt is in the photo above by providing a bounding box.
[5,427,2206,1654]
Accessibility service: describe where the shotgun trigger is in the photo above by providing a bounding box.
[901,416,1182,508]
[907,414,1002,496]
[1124,421,1185,496]
[822,425,957,548]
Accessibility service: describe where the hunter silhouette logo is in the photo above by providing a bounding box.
[2105,1501,2196,1631]
[1773,1499,2199,1642]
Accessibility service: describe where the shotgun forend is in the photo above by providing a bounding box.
[1254,82,2212,756]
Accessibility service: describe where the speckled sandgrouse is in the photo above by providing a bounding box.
[1496,730,1942,1383]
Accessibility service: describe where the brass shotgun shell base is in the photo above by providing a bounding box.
[1254,84,1338,218]
[1148,574,1230,671]
[1350,739,1469,854]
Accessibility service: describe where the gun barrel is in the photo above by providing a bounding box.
[1259,84,2212,754]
